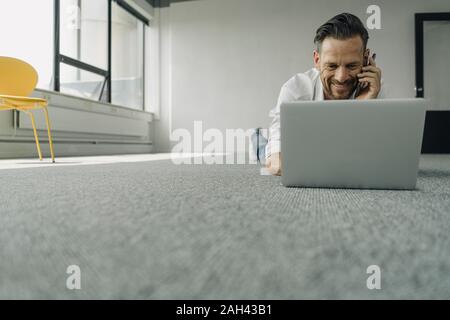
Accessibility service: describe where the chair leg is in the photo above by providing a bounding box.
[22,110,43,161]
[42,106,55,163]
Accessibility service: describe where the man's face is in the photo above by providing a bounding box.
[314,36,366,100]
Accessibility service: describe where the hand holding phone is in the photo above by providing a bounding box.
[355,50,381,99]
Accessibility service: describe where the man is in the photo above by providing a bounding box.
[266,13,383,176]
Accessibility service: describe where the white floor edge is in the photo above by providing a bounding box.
[0,153,212,170]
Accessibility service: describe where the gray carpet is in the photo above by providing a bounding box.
[1,154,450,299]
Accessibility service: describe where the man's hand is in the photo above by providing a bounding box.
[266,152,282,176]
[356,55,381,100]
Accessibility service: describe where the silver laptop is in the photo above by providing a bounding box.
[280,99,427,190]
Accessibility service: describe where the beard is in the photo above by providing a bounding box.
[325,77,358,100]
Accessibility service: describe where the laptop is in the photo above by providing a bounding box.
[280,99,427,190]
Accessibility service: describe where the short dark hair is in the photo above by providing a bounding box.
[314,13,369,52]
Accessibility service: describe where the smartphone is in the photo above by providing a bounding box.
[355,50,376,97]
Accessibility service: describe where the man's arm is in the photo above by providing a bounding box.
[266,152,282,176]
[266,73,315,175]
[266,82,300,176]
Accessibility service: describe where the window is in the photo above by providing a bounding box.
[60,63,107,100]
[0,0,54,90]
[0,0,148,110]
[58,0,109,101]
[54,0,149,109]
[111,2,145,110]
[60,0,109,70]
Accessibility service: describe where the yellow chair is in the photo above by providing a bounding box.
[0,56,55,162]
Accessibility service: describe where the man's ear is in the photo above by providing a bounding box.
[313,50,320,70]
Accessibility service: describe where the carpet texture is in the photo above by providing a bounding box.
[0,155,449,299]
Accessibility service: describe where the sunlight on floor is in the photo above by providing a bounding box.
[0,153,212,170]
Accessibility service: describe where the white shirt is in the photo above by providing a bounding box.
[266,67,383,158]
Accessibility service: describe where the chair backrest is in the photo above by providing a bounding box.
[0,56,38,97]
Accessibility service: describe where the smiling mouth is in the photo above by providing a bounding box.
[332,84,349,90]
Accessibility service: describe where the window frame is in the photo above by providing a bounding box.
[53,0,149,108]
[415,12,450,153]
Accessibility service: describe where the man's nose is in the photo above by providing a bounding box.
[334,67,350,83]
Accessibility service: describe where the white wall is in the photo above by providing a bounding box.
[152,0,450,152]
